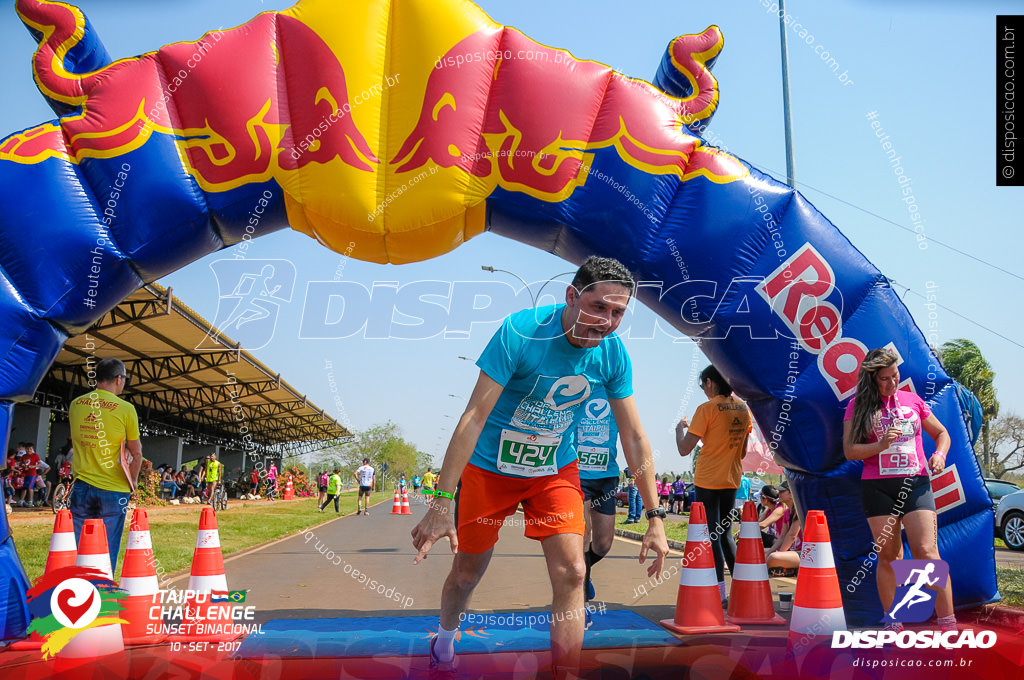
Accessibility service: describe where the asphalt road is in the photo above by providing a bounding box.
[200,498,686,627]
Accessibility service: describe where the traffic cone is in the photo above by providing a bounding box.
[120,509,164,644]
[11,510,79,650]
[726,501,786,625]
[171,507,234,642]
[390,489,402,514]
[788,510,846,647]
[46,509,78,573]
[400,490,413,515]
[660,502,741,634]
[58,519,125,659]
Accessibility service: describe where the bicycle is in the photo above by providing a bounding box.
[209,482,228,512]
[52,477,74,514]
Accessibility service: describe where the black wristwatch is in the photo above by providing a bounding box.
[645,507,667,520]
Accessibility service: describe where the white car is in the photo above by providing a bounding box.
[995,488,1024,551]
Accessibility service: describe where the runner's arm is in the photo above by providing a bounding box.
[675,420,700,456]
[610,396,669,576]
[126,439,143,484]
[411,370,502,563]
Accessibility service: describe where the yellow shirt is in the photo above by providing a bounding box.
[206,460,222,482]
[69,388,140,493]
[422,471,435,488]
[689,395,752,490]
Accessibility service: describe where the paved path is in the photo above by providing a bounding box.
[210,499,685,627]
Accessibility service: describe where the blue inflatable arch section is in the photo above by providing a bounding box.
[0,0,996,638]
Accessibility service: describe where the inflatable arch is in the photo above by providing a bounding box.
[0,0,996,636]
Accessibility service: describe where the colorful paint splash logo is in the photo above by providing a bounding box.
[25,566,128,659]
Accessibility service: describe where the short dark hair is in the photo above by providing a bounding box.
[95,358,126,383]
[571,256,635,295]
[362,457,369,463]
[699,365,732,397]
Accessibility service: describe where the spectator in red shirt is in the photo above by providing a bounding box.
[18,442,41,507]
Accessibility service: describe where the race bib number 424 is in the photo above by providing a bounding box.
[498,430,560,477]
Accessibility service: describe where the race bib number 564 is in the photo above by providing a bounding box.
[498,430,559,477]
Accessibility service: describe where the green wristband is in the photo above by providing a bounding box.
[434,490,454,500]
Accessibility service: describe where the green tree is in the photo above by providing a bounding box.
[990,414,1024,479]
[939,339,1000,474]
[339,422,423,491]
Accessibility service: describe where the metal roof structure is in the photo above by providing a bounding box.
[34,282,351,457]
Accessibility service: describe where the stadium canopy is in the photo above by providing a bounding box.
[33,282,351,458]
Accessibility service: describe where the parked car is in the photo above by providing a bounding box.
[986,478,1020,509]
[616,485,629,507]
[996,488,1024,551]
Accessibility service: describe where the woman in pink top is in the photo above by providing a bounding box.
[842,348,954,632]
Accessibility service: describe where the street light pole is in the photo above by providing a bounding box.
[778,0,797,189]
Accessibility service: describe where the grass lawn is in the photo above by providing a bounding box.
[615,512,690,544]
[7,493,385,583]
[997,567,1024,607]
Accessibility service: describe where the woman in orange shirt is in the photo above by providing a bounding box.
[676,365,752,603]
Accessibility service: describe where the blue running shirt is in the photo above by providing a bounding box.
[576,385,622,481]
[472,305,632,477]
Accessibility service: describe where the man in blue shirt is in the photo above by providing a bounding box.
[412,257,668,680]
[576,386,624,619]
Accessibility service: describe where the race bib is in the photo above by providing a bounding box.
[497,429,560,477]
[878,439,918,476]
[577,446,610,472]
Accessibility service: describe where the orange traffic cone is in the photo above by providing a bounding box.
[172,507,234,642]
[400,490,413,515]
[726,501,786,625]
[120,509,164,644]
[46,509,78,573]
[58,519,125,659]
[788,510,846,647]
[12,510,79,650]
[390,489,402,515]
[660,502,741,634]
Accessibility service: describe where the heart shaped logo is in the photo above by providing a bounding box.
[50,579,101,629]
[56,587,95,626]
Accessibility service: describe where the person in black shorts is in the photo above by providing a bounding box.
[843,348,954,633]
[354,457,376,515]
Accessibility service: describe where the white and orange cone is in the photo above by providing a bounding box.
[400,490,413,515]
[660,502,741,635]
[120,509,164,644]
[788,510,846,646]
[12,510,78,650]
[171,507,234,642]
[390,489,402,515]
[726,501,786,625]
[46,509,78,573]
[58,519,124,659]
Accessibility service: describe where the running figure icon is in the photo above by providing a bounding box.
[888,562,938,620]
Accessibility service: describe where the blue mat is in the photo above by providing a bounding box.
[236,610,678,658]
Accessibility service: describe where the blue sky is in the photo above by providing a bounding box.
[1,0,1021,473]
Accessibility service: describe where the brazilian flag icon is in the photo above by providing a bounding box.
[227,590,247,603]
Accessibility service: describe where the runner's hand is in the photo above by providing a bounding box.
[411,503,457,564]
[881,427,901,448]
[638,519,669,578]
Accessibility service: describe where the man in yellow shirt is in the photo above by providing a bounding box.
[69,358,143,571]
[204,452,224,502]
[421,467,436,492]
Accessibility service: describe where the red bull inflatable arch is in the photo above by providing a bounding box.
[0,0,997,635]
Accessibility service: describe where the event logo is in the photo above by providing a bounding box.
[25,566,127,659]
[885,559,949,624]
[201,259,296,350]
[584,398,610,421]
